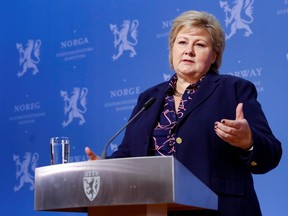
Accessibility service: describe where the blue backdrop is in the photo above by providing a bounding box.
[0,0,287,216]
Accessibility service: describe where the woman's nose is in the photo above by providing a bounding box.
[184,46,195,56]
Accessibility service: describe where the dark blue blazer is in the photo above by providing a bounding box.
[111,72,282,216]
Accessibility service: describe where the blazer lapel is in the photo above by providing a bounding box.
[179,73,220,124]
[139,73,221,132]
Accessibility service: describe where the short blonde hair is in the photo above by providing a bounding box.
[169,10,225,73]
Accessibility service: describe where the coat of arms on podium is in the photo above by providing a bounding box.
[83,171,100,201]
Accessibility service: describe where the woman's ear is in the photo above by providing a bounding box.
[212,53,217,64]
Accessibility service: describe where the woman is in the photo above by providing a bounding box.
[86,10,282,216]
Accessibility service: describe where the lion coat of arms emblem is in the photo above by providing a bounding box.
[16,39,41,77]
[83,171,100,201]
[110,19,139,61]
[61,87,88,127]
[220,0,254,40]
[13,152,39,191]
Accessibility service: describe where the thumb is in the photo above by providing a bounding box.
[236,103,244,120]
[85,147,98,160]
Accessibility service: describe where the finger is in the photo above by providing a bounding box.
[216,121,239,137]
[217,119,241,130]
[215,122,244,147]
[214,126,235,144]
[236,103,244,120]
[85,147,98,160]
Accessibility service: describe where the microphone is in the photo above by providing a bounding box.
[101,97,156,159]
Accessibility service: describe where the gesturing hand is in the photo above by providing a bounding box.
[214,103,253,150]
[85,147,101,160]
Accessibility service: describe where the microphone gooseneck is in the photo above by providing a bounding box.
[101,97,156,159]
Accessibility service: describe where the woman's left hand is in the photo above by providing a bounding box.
[214,103,253,150]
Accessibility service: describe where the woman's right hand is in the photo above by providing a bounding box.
[85,147,101,160]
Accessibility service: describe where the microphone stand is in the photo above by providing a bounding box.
[101,97,156,159]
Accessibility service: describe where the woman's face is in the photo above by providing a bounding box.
[172,26,216,82]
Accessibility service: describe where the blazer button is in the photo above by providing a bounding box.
[250,161,258,166]
[176,137,182,144]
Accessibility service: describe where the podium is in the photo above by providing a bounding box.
[34,156,218,215]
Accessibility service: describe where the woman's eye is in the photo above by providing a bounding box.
[178,41,186,45]
[196,43,205,47]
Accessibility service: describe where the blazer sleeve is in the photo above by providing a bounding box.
[235,79,282,174]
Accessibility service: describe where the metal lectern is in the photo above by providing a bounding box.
[34,156,218,216]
